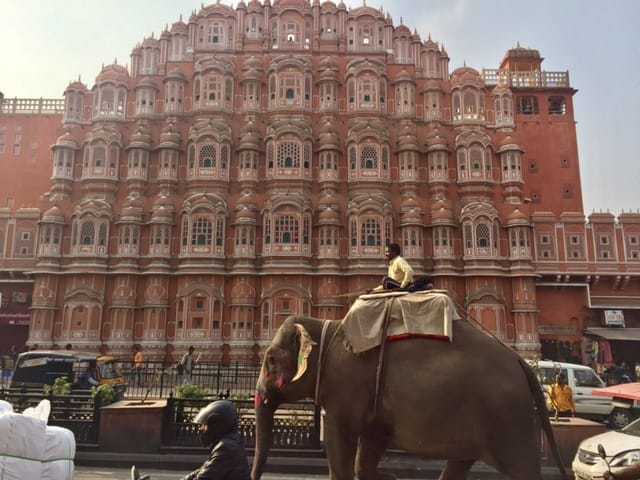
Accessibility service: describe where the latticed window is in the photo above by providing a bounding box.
[215,218,224,246]
[181,217,189,247]
[349,147,357,170]
[361,145,378,169]
[476,223,491,248]
[274,215,299,244]
[303,143,311,169]
[192,217,213,246]
[277,142,300,168]
[98,223,108,246]
[93,146,106,167]
[199,144,216,168]
[80,222,95,245]
[361,219,381,246]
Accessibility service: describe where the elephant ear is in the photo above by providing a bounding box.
[291,323,317,383]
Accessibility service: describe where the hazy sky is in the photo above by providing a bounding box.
[1,0,638,214]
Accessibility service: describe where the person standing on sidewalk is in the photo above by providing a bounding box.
[133,345,145,388]
[180,346,197,385]
[548,373,576,419]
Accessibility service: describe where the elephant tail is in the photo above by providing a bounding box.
[518,357,569,480]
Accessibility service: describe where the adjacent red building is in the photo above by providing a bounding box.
[1,0,638,364]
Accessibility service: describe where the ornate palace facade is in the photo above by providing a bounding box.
[2,0,639,362]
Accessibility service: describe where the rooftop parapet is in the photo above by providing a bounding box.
[481,69,570,88]
[0,97,64,115]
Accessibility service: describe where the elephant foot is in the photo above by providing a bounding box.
[438,460,475,480]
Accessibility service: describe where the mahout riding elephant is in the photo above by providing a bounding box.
[252,315,566,480]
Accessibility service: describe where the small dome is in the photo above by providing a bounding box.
[42,206,65,224]
[430,200,455,224]
[318,207,340,224]
[141,37,159,48]
[64,80,88,94]
[95,63,130,85]
[135,77,159,90]
[235,205,257,222]
[392,70,414,84]
[128,123,153,149]
[158,122,181,149]
[451,66,485,90]
[393,24,411,38]
[170,19,188,34]
[164,69,186,82]
[506,208,529,226]
[497,135,523,153]
[54,131,80,150]
[237,0,247,9]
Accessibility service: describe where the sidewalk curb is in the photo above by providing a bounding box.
[76,451,566,479]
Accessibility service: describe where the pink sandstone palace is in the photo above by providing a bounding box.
[0,0,639,364]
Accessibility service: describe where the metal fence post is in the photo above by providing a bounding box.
[216,363,221,393]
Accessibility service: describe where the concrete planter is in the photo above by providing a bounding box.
[99,399,167,453]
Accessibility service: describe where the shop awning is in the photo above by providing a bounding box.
[584,327,640,341]
[593,383,640,401]
[589,295,640,309]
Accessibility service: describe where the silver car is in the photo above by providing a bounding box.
[572,417,640,480]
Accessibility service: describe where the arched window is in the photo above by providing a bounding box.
[93,145,106,168]
[277,142,300,168]
[199,144,216,168]
[361,145,378,169]
[361,219,381,246]
[80,221,95,245]
[192,217,213,246]
[274,215,299,244]
[476,223,490,248]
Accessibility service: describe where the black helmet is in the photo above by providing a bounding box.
[194,400,239,446]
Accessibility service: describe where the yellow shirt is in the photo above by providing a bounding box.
[389,255,414,287]
[548,384,576,413]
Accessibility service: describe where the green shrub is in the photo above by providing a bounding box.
[91,384,117,406]
[43,376,71,396]
[176,384,208,399]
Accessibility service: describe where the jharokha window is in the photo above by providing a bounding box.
[266,138,312,179]
[187,140,230,181]
[262,210,312,256]
[348,142,390,181]
[349,215,393,257]
[180,212,225,257]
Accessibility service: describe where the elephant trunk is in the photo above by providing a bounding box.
[251,399,276,480]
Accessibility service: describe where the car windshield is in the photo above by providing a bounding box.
[622,418,640,437]
[538,367,568,385]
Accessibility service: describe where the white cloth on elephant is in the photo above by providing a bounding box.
[341,291,460,354]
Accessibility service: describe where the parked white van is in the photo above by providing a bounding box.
[534,361,620,427]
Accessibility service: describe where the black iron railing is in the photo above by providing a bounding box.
[162,396,322,453]
[118,361,261,399]
[0,387,100,446]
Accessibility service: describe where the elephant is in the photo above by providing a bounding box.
[252,314,567,480]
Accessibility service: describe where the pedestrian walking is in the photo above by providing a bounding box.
[180,346,197,385]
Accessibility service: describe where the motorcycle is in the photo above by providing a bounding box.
[598,444,640,480]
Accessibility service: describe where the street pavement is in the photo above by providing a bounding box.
[75,469,339,480]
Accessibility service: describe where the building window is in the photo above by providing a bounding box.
[548,96,566,115]
[361,219,381,246]
[274,215,298,244]
[277,142,300,168]
[518,96,539,115]
[192,217,212,246]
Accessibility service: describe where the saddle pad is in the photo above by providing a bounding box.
[341,291,459,354]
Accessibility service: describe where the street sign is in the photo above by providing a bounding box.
[603,310,625,328]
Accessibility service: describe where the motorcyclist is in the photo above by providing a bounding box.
[131,400,250,480]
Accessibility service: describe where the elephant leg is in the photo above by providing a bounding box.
[355,430,392,480]
[323,416,359,480]
[438,460,475,480]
